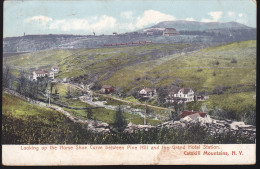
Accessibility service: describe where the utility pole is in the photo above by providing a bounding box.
[144,100,147,125]
[48,89,51,106]
[130,114,133,123]
[48,80,51,106]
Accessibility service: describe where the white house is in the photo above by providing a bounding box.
[166,87,194,103]
[138,88,156,98]
[51,65,59,73]
[32,70,54,81]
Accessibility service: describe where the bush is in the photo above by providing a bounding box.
[231,58,237,63]
[215,61,220,65]
[212,85,227,94]
[211,107,237,120]
[197,68,203,72]
[212,72,216,76]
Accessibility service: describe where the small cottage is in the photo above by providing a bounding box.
[194,95,209,101]
[51,65,59,73]
[32,70,54,81]
[100,85,114,94]
[138,88,156,98]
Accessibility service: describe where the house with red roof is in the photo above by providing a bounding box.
[179,110,207,120]
[100,85,114,94]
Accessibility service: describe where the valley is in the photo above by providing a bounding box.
[2,20,256,144]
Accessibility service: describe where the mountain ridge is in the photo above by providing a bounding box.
[147,20,253,31]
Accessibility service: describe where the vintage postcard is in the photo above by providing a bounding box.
[2,0,256,165]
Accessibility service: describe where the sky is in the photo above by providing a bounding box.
[3,0,256,37]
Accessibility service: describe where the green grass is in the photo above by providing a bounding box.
[51,83,82,97]
[2,93,67,125]
[205,91,256,117]
[4,49,79,69]
[4,41,255,93]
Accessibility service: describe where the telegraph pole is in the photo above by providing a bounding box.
[48,89,51,106]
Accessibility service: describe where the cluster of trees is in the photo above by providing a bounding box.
[210,106,256,126]
[2,65,55,102]
[2,65,15,89]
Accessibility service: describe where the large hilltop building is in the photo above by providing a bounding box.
[163,28,179,36]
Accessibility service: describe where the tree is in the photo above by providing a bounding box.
[66,86,72,98]
[173,102,185,116]
[245,106,256,126]
[168,106,179,121]
[172,77,182,87]
[145,104,152,117]
[213,85,226,95]
[200,103,209,113]
[155,86,169,106]
[87,108,93,120]
[113,105,127,132]
[2,65,12,89]
[231,58,237,63]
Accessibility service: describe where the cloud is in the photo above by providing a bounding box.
[227,11,235,17]
[201,11,222,22]
[236,13,247,24]
[50,19,89,31]
[185,17,195,21]
[136,10,176,28]
[209,11,222,21]
[90,15,117,31]
[120,11,133,19]
[24,10,177,34]
[238,13,244,17]
[49,15,116,33]
[25,15,53,27]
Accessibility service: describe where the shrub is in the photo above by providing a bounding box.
[212,72,216,76]
[197,68,203,72]
[231,58,237,63]
[215,61,220,65]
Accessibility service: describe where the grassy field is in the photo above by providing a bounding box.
[51,82,82,97]
[55,97,161,125]
[4,41,255,93]
[2,93,63,124]
[4,40,256,123]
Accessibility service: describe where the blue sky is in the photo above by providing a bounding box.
[4,0,256,37]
